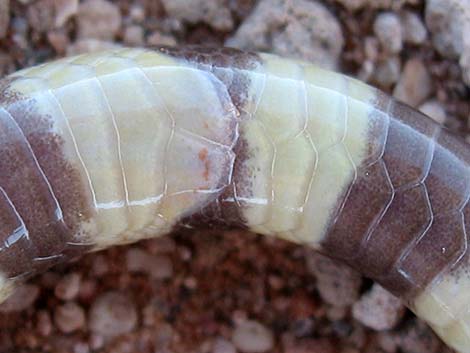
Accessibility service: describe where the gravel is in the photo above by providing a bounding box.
[232,320,274,353]
[88,292,138,337]
[0,1,468,352]
[54,302,86,333]
[227,0,344,69]
[393,58,433,107]
[352,284,405,331]
[373,12,403,54]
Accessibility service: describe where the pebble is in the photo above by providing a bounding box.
[146,31,178,47]
[425,0,469,58]
[426,0,470,85]
[232,320,274,353]
[227,0,344,70]
[283,336,336,353]
[393,58,432,107]
[54,0,78,27]
[395,319,440,353]
[67,38,121,55]
[161,0,234,31]
[306,252,362,307]
[352,284,405,331]
[26,0,55,33]
[0,284,39,312]
[77,0,122,40]
[54,302,86,333]
[373,12,403,54]
[374,56,401,87]
[400,11,427,45]
[213,337,237,353]
[335,0,368,11]
[419,100,447,124]
[54,273,81,301]
[48,29,70,55]
[0,0,9,39]
[36,310,53,337]
[126,248,173,279]
[123,25,144,46]
[88,292,138,337]
[129,5,146,24]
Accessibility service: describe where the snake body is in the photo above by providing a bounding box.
[0,47,468,352]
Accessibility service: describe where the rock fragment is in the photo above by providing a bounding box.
[227,0,344,69]
[54,302,86,333]
[306,252,362,307]
[373,12,403,54]
[393,58,432,107]
[89,292,138,337]
[232,320,274,353]
[77,0,121,40]
[352,284,405,331]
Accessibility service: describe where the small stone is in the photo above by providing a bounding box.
[161,0,234,31]
[306,252,362,307]
[36,310,53,337]
[393,58,432,107]
[54,0,78,27]
[67,38,121,55]
[373,12,403,54]
[396,319,440,353]
[374,56,401,87]
[73,342,89,353]
[232,320,274,353]
[129,5,145,23]
[126,248,173,279]
[54,273,81,301]
[352,284,405,331]
[0,284,39,312]
[123,25,144,46]
[89,292,137,337]
[77,0,121,40]
[213,337,237,353]
[0,0,9,39]
[27,0,55,33]
[425,0,469,58]
[426,0,470,85]
[283,337,336,353]
[419,100,447,124]
[335,0,368,11]
[47,29,69,55]
[227,0,344,69]
[400,11,427,45]
[54,302,86,333]
[146,31,178,47]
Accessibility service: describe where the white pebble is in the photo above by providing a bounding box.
[374,12,403,54]
[232,320,274,353]
[54,272,81,301]
[89,292,137,337]
[54,302,86,333]
[393,58,432,107]
[401,11,427,45]
[353,284,405,331]
[419,100,447,124]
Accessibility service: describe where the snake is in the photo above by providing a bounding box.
[0,46,468,352]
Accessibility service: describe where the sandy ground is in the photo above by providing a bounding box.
[0,0,469,352]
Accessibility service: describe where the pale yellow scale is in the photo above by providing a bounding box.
[8,48,237,249]
[241,53,376,246]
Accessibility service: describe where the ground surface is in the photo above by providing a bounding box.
[0,0,469,352]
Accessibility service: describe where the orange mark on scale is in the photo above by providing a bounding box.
[198,148,210,181]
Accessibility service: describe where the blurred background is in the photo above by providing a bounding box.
[0,0,468,352]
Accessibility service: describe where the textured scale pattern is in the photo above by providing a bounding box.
[0,47,469,351]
